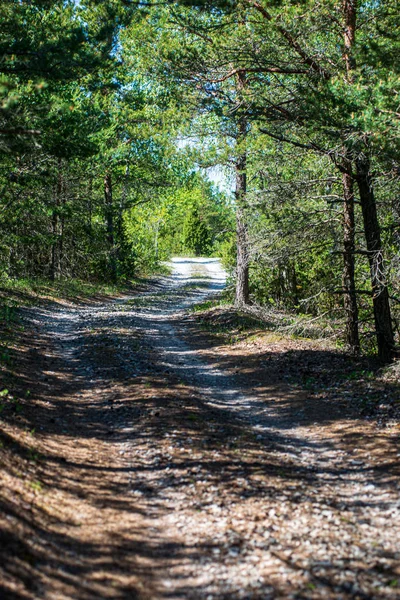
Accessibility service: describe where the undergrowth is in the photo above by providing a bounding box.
[190,296,333,338]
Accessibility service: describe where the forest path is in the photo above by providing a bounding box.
[1,258,400,600]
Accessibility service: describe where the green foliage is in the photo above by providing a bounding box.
[124,175,233,266]
[0,0,399,358]
[183,207,211,256]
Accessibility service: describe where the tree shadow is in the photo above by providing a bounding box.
[1,288,400,598]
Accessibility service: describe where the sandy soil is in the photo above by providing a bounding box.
[0,258,399,600]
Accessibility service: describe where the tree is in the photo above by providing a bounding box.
[163,0,399,359]
[183,206,211,256]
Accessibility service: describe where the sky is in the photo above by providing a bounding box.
[206,165,235,194]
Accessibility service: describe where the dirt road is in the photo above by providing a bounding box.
[1,258,400,600]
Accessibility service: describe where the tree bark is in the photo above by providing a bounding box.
[343,0,357,78]
[59,170,66,277]
[50,201,58,282]
[116,165,130,267]
[234,71,250,307]
[104,171,117,282]
[340,1,360,353]
[50,158,62,281]
[356,154,394,362]
[342,160,360,353]
[235,202,249,306]
[87,176,93,239]
[234,142,250,306]
[341,0,393,361]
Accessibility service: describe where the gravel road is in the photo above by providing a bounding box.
[11,257,400,600]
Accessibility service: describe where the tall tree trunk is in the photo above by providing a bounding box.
[235,145,250,306]
[59,169,66,277]
[343,0,357,77]
[50,204,58,282]
[356,154,394,362]
[342,159,360,353]
[340,0,360,353]
[116,165,129,266]
[50,158,62,281]
[234,71,250,307]
[87,175,93,239]
[342,0,393,361]
[104,171,117,282]
[235,203,249,306]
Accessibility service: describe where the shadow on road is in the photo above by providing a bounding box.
[1,265,399,599]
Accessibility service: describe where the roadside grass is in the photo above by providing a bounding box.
[0,262,172,309]
[0,276,140,308]
[188,297,270,346]
[190,294,346,345]
[189,292,231,314]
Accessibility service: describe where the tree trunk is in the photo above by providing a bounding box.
[235,201,249,306]
[87,176,93,239]
[343,0,357,79]
[341,1,393,361]
[342,161,360,353]
[234,70,250,307]
[234,149,250,307]
[50,158,62,281]
[340,1,359,353]
[104,171,117,282]
[50,205,58,282]
[356,154,394,362]
[116,165,130,266]
[59,170,66,277]
[289,262,299,308]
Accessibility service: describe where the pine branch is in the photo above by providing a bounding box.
[209,67,308,83]
[0,128,41,136]
[258,127,322,152]
[246,0,331,79]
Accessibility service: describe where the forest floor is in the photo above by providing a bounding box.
[0,257,400,600]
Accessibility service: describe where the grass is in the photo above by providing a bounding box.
[0,276,140,307]
[190,274,212,280]
[125,291,171,308]
[189,294,231,314]
[188,294,344,351]
[181,281,211,291]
